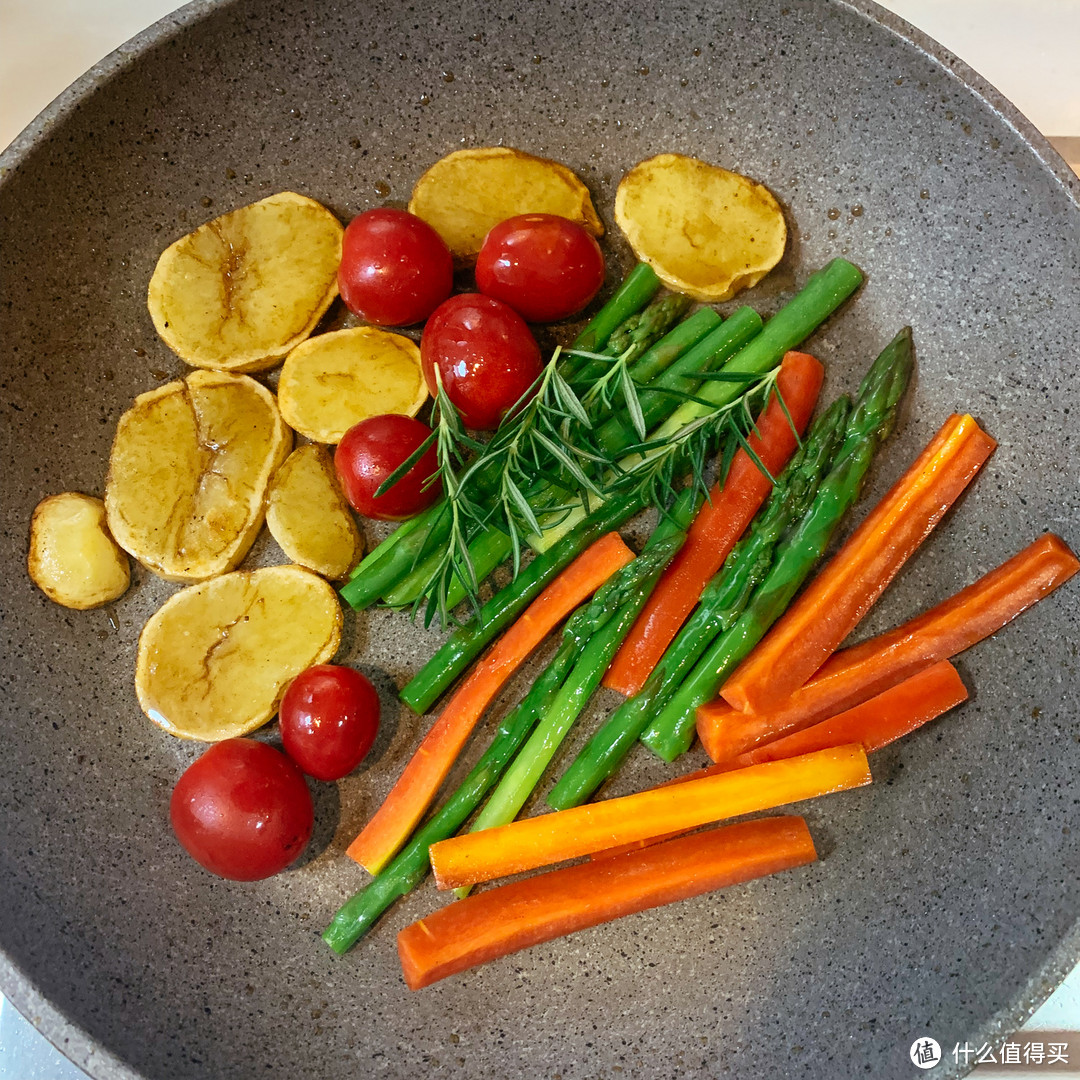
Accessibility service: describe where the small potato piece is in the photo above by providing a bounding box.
[278,326,428,444]
[136,564,342,741]
[28,493,130,609]
[408,147,603,264]
[266,445,362,579]
[147,191,343,372]
[614,154,787,302]
[106,369,292,583]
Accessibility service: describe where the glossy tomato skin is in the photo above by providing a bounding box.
[338,207,453,326]
[421,293,543,430]
[475,214,605,322]
[169,739,314,881]
[334,414,441,520]
[279,665,380,782]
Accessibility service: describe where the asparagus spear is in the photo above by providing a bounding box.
[454,494,696,875]
[546,396,851,809]
[640,326,915,762]
[564,262,662,361]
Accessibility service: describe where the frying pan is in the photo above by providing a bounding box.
[1,1,1077,1077]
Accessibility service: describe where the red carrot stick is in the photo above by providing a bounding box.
[602,350,824,697]
[347,532,636,874]
[701,534,1078,764]
[428,744,870,890]
[398,816,816,990]
[698,659,967,764]
[721,413,996,713]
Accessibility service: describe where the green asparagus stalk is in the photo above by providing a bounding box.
[322,632,581,954]
[640,326,915,761]
[546,396,851,809]
[650,258,863,440]
[569,292,694,386]
[565,262,662,359]
[452,496,696,895]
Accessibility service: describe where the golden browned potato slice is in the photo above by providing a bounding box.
[147,191,343,373]
[277,326,428,444]
[408,147,603,263]
[614,154,787,302]
[135,564,341,741]
[28,493,130,609]
[265,444,362,579]
[105,369,291,583]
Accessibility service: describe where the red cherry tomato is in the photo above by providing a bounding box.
[475,214,605,322]
[421,293,543,430]
[338,207,453,326]
[169,739,313,881]
[334,414,441,520]
[279,665,381,782]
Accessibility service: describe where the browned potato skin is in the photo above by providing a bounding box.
[105,370,291,583]
[408,147,603,264]
[147,191,343,373]
[135,564,342,741]
[614,153,787,302]
[28,493,130,609]
[265,444,363,579]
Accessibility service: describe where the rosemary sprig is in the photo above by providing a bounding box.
[389,339,792,629]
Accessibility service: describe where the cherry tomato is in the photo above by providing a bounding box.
[279,665,380,782]
[169,739,313,881]
[338,207,453,326]
[421,293,543,430]
[475,214,605,323]
[334,414,441,520]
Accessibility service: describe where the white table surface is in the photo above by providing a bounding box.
[0,2,1077,1078]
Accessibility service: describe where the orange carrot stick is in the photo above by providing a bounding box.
[701,534,1078,764]
[398,816,816,990]
[428,744,870,890]
[721,413,996,713]
[594,662,966,861]
[347,532,636,874]
[602,350,824,697]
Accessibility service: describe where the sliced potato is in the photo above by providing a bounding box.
[147,191,343,372]
[278,326,427,444]
[28,493,130,609]
[266,445,362,579]
[408,147,603,263]
[614,154,787,302]
[135,564,341,740]
[106,369,291,583]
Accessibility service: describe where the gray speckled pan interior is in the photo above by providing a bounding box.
[1,1,1078,1077]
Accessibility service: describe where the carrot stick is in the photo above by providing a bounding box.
[398,816,816,989]
[595,662,966,862]
[428,744,870,890]
[699,659,967,764]
[721,413,996,713]
[347,532,636,874]
[602,350,824,697]
[701,534,1078,764]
